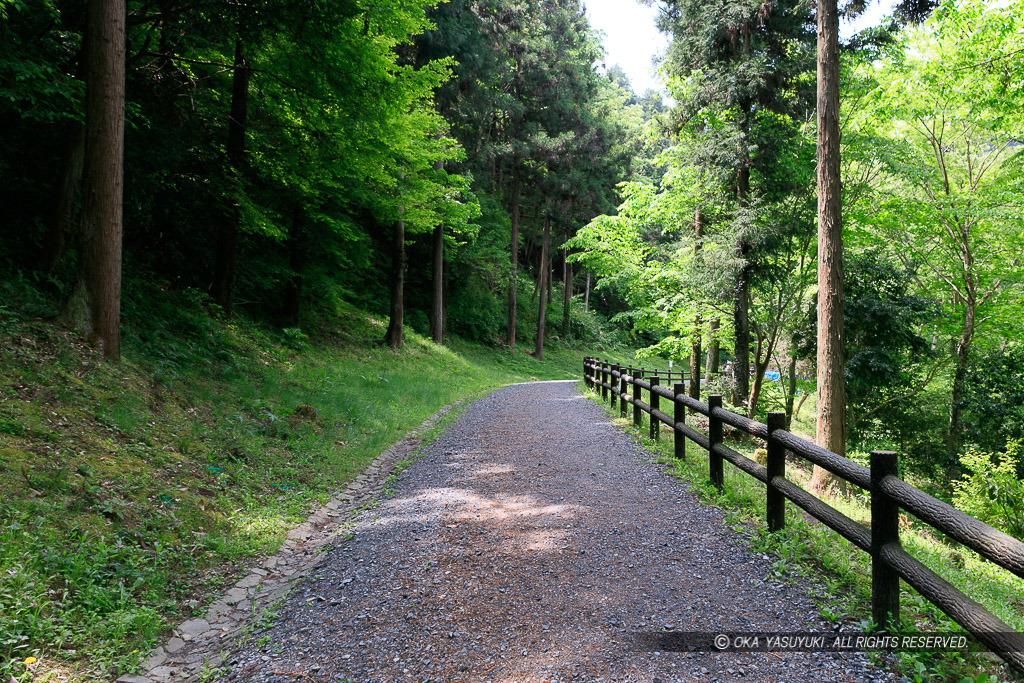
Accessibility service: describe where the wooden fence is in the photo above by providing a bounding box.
[583,357,1024,672]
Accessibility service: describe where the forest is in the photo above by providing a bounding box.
[1,0,1023,679]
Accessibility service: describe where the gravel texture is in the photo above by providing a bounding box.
[226,380,900,682]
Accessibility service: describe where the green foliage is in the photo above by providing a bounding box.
[960,344,1024,454]
[953,442,1024,539]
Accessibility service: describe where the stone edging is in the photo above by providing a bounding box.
[117,394,473,683]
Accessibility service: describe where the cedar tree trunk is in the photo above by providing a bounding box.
[62,0,125,360]
[811,0,847,492]
[561,252,572,338]
[210,39,250,316]
[507,163,521,350]
[535,214,550,361]
[705,317,720,385]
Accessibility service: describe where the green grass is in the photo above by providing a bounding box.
[0,291,622,682]
[580,381,1024,683]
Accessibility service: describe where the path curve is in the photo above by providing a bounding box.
[226,381,897,682]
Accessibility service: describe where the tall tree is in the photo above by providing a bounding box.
[508,164,522,348]
[429,222,445,343]
[848,0,1024,460]
[811,0,847,493]
[385,209,406,349]
[690,207,703,400]
[535,212,550,360]
[561,249,572,338]
[209,38,249,317]
[62,0,126,360]
[657,0,816,411]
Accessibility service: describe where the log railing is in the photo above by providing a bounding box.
[583,356,1024,672]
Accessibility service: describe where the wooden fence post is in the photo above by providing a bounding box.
[871,450,900,631]
[633,369,642,429]
[601,361,608,401]
[610,364,618,410]
[650,376,660,440]
[583,357,590,388]
[708,395,723,490]
[674,382,685,460]
[766,412,786,532]
[620,368,629,419]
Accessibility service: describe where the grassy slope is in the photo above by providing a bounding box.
[0,296,624,682]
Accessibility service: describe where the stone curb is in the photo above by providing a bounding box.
[119,395,473,682]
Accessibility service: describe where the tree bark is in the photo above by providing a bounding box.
[690,206,704,400]
[507,164,521,350]
[429,155,445,344]
[429,223,444,343]
[793,390,809,424]
[584,271,590,312]
[44,121,86,274]
[732,165,751,407]
[61,0,125,360]
[732,266,751,406]
[948,297,976,459]
[811,0,847,493]
[283,207,305,327]
[547,245,553,306]
[44,41,88,274]
[785,353,797,429]
[384,212,405,349]
[748,339,777,419]
[210,38,250,317]
[561,252,572,338]
[535,214,550,361]
[705,317,720,385]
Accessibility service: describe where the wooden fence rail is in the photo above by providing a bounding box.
[582,356,1024,672]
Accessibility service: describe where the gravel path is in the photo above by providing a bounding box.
[227,381,897,682]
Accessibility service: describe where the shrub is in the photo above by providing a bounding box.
[952,440,1024,539]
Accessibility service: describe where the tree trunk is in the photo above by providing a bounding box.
[283,207,305,327]
[210,38,250,317]
[947,298,976,459]
[785,353,797,429]
[535,214,550,361]
[561,252,572,338]
[584,271,590,312]
[44,121,86,274]
[429,224,444,343]
[443,262,449,339]
[793,390,809,424]
[547,247,553,306]
[44,42,88,274]
[507,163,521,350]
[690,206,704,400]
[732,165,751,407]
[705,317,720,385]
[61,0,125,360]
[732,267,751,406]
[748,341,775,419]
[384,213,405,349]
[811,0,847,493]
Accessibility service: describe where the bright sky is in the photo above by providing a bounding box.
[585,0,669,95]
[840,0,898,39]
[585,0,899,96]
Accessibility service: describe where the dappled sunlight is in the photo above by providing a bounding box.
[492,638,612,682]
[523,527,570,551]
[473,463,515,476]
